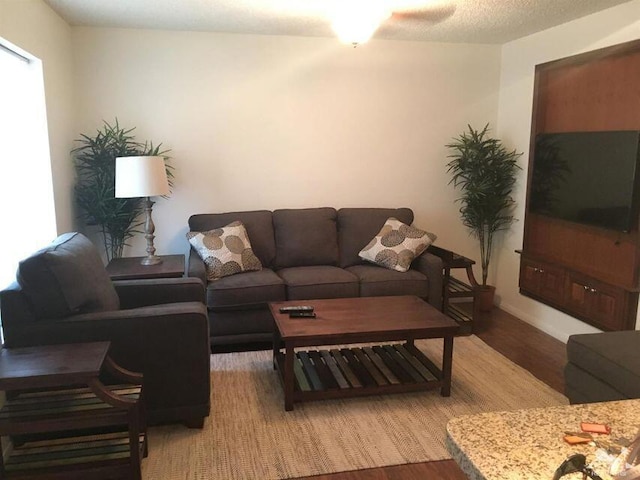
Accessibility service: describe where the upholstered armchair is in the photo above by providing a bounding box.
[0,232,210,428]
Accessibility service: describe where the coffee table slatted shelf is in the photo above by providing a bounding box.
[275,344,441,397]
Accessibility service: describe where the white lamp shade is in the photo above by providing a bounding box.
[115,156,170,198]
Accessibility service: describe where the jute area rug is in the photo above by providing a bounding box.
[142,335,567,479]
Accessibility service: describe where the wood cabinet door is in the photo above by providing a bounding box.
[588,282,626,330]
[565,275,591,318]
[520,259,543,293]
[565,272,625,330]
[520,258,565,304]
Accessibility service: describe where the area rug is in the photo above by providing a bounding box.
[142,335,567,479]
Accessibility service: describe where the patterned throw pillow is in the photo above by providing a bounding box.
[358,217,436,273]
[187,221,262,280]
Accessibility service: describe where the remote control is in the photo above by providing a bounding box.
[279,305,314,313]
[289,312,316,318]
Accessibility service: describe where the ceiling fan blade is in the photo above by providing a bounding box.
[389,3,456,25]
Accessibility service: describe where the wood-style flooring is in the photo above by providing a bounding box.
[293,305,567,480]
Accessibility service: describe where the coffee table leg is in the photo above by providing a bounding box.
[284,343,294,411]
[441,336,454,397]
[273,329,280,370]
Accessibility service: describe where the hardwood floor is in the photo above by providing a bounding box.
[293,305,567,480]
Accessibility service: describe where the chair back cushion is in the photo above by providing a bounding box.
[188,211,276,267]
[273,208,339,269]
[337,208,414,268]
[16,232,120,319]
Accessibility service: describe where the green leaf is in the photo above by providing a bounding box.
[72,119,174,260]
[446,124,522,285]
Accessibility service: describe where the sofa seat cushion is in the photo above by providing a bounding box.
[206,269,285,309]
[566,331,640,399]
[277,266,359,300]
[17,232,120,318]
[346,265,428,298]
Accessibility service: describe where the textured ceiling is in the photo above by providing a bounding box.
[44,0,632,44]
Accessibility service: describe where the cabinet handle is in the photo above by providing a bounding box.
[533,267,539,273]
[590,288,597,294]
[539,269,545,274]
[583,285,589,291]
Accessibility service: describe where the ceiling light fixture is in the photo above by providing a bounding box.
[330,1,391,47]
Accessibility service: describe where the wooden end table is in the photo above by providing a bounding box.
[106,254,185,280]
[269,295,459,411]
[427,245,479,334]
[0,342,146,479]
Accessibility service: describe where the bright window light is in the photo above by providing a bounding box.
[0,39,57,291]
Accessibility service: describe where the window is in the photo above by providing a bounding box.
[0,39,57,291]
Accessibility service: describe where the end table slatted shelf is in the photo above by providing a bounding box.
[0,343,146,480]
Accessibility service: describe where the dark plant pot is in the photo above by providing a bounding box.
[476,285,496,312]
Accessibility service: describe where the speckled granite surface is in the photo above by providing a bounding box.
[447,399,640,480]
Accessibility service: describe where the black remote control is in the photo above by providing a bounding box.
[279,305,314,313]
[289,312,316,318]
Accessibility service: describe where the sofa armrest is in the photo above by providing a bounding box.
[413,252,444,310]
[113,277,205,309]
[187,248,207,286]
[5,303,211,421]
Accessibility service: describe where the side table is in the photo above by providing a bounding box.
[427,245,479,334]
[0,342,146,479]
[106,254,185,280]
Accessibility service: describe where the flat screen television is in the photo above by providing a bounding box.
[529,130,640,232]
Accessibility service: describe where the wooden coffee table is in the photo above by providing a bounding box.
[269,295,460,411]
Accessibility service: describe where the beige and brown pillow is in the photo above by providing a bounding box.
[358,217,436,272]
[187,221,262,280]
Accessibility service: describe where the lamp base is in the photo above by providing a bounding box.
[141,255,163,266]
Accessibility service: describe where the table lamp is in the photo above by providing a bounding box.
[115,155,170,265]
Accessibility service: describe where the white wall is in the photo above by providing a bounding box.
[0,0,76,235]
[495,0,640,342]
[72,28,501,259]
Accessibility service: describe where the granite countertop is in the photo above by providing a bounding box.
[447,399,640,480]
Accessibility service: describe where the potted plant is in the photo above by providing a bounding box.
[446,124,522,311]
[73,120,172,261]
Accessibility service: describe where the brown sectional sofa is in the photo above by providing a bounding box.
[187,207,444,349]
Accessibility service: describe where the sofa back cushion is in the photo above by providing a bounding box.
[273,208,339,268]
[16,232,120,319]
[189,210,276,267]
[337,208,414,268]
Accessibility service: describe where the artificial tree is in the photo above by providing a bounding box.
[446,124,522,309]
[73,120,171,261]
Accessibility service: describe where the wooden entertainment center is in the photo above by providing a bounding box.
[519,39,640,331]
